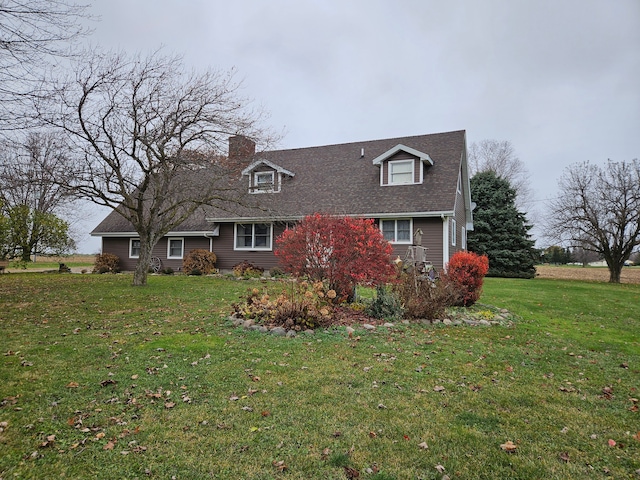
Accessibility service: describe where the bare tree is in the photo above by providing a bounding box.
[0,132,76,259]
[43,49,276,286]
[0,0,92,129]
[547,159,640,283]
[468,139,533,210]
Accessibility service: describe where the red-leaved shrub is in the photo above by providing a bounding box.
[445,251,489,306]
[274,213,396,301]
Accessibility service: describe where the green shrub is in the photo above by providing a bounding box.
[183,249,217,275]
[189,268,202,276]
[93,253,120,273]
[232,260,264,278]
[162,267,174,275]
[269,266,286,278]
[365,285,403,320]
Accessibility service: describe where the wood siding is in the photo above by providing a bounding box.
[102,218,447,273]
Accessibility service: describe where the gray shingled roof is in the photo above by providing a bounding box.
[92,130,466,233]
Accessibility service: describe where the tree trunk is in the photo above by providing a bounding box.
[608,265,622,283]
[133,241,151,286]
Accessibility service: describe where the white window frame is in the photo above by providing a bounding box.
[451,219,457,246]
[252,171,275,193]
[234,223,273,251]
[388,159,415,185]
[129,238,141,258]
[167,237,184,259]
[461,226,466,250]
[380,219,413,244]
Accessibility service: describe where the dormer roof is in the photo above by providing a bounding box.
[241,159,295,177]
[371,144,434,167]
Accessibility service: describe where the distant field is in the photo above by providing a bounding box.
[535,264,640,283]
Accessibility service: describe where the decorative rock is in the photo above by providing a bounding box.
[363,324,376,331]
[383,322,395,328]
[231,318,244,327]
[303,329,315,335]
[270,327,286,336]
[452,320,462,326]
[286,330,297,338]
[259,326,269,333]
[249,325,262,331]
[346,326,356,335]
[402,320,410,325]
[479,320,491,326]
[442,319,453,326]
[243,319,254,328]
[493,314,505,321]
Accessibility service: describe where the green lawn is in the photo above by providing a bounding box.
[0,274,638,479]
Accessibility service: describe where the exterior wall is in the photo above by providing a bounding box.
[451,170,468,257]
[101,217,448,273]
[102,235,210,272]
[388,217,445,270]
[211,222,289,271]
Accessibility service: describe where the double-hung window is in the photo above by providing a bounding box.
[235,223,272,250]
[130,239,141,258]
[167,238,184,259]
[254,171,275,192]
[381,219,411,243]
[389,159,414,185]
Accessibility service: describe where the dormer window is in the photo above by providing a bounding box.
[389,160,414,185]
[255,171,275,192]
[242,159,295,194]
[372,144,433,186]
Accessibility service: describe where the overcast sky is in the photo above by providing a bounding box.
[75,0,640,252]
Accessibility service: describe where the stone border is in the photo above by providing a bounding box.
[228,309,514,337]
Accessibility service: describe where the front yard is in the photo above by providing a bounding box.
[0,274,638,479]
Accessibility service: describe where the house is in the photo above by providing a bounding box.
[91,130,474,272]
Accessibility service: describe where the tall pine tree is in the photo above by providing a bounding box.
[468,171,536,278]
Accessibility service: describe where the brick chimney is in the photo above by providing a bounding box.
[228,135,256,160]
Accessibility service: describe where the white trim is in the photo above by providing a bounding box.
[92,231,215,237]
[451,218,457,246]
[129,238,140,259]
[205,211,457,223]
[461,226,466,250]
[380,218,413,244]
[167,237,184,259]
[241,159,295,177]
[234,223,273,251]
[442,217,449,268]
[251,170,277,194]
[371,144,434,166]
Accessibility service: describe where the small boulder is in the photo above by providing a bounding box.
[270,327,287,336]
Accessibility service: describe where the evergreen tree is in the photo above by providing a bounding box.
[468,171,536,278]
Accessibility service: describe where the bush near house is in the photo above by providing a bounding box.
[275,213,396,301]
[182,249,217,275]
[446,250,490,306]
[92,253,120,273]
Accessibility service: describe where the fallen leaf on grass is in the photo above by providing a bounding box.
[633,432,640,442]
[344,466,360,479]
[103,441,115,450]
[164,402,175,409]
[559,452,570,463]
[433,385,445,392]
[500,440,518,452]
[435,464,446,473]
[608,439,616,447]
[100,379,117,387]
[66,382,79,388]
[418,441,429,450]
[368,431,377,438]
[272,460,287,472]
